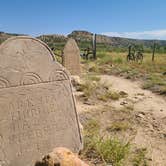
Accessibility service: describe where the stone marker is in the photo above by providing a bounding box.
[62,38,81,75]
[0,36,82,166]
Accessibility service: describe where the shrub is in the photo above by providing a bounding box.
[83,119,130,166]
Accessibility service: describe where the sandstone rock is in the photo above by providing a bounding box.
[0,36,82,166]
[71,75,82,87]
[36,147,89,166]
[63,38,81,75]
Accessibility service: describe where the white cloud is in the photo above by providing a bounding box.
[102,29,166,40]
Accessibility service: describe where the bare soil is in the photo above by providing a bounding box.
[76,75,166,166]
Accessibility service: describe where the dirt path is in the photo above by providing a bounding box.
[76,75,166,166]
[100,75,166,166]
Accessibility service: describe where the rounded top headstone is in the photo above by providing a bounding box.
[0,36,82,166]
[0,36,67,87]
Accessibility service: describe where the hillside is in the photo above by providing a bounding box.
[69,30,166,52]
[38,30,166,52]
[0,31,25,44]
[1,30,166,52]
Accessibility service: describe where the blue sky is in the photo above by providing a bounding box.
[1,0,166,39]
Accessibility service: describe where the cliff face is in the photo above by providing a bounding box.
[68,30,166,48]
[68,30,93,42]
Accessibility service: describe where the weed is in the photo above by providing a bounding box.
[113,57,123,64]
[77,76,118,102]
[95,51,166,95]
[77,81,97,100]
[88,63,99,73]
[84,119,100,136]
[132,148,148,166]
[106,122,131,132]
[83,119,130,166]
[86,75,101,82]
[95,137,130,166]
[98,54,113,65]
[110,92,121,100]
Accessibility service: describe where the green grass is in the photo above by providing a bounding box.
[93,51,166,95]
[77,75,121,102]
[77,80,97,100]
[132,148,148,166]
[98,91,120,102]
[82,119,130,166]
[106,121,131,132]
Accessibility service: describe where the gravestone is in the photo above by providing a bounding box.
[0,36,82,166]
[62,38,81,75]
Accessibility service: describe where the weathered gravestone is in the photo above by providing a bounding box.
[0,36,82,166]
[62,38,81,75]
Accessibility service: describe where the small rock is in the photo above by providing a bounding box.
[136,113,145,119]
[71,76,82,87]
[36,147,89,166]
[120,101,128,105]
[119,91,128,97]
[137,93,144,96]
[83,101,94,105]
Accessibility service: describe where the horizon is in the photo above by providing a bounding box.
[2,29,166,42]
[1,0,166,40]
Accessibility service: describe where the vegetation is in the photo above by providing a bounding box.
[80,103,150,166]
[106,121,131,132]
[132,148,148,166]
[90,51,166,95]
[1,30,166,54]
[82,119,130,166]
[77,75,121,102]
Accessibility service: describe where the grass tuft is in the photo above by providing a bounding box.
[82,119,130,166]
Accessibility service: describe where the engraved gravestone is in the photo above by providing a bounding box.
[0,36,82,166]
[62,38,81,75]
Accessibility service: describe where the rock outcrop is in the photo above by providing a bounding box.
[35,147,89,166]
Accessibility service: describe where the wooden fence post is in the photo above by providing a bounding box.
[152,42,156,61]
[92,33,96,59]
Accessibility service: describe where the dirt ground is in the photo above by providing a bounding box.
[75,74,166,166]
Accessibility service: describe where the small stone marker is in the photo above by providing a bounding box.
[0,36,82,166]
[62,38,81,75]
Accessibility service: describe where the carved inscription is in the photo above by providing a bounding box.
[0,36,82,166]
[0,81,81,166]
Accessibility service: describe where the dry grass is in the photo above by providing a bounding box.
[82,119,130,166]
[77,74,121,102]
[93,52,166,95]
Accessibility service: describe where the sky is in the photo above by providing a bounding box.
[1,0,166,39]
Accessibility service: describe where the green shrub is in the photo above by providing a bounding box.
[132,148,148,166]
[83,119,130,166]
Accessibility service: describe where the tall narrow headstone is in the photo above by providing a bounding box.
[0,36,82,166]
[62,38,81,75]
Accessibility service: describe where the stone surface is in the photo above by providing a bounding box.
[0,36,82,166]
[35,147,89,166]
[62,38,81,75]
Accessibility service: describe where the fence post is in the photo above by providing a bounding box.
[92,33,96,59]
[152,42,156,61]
